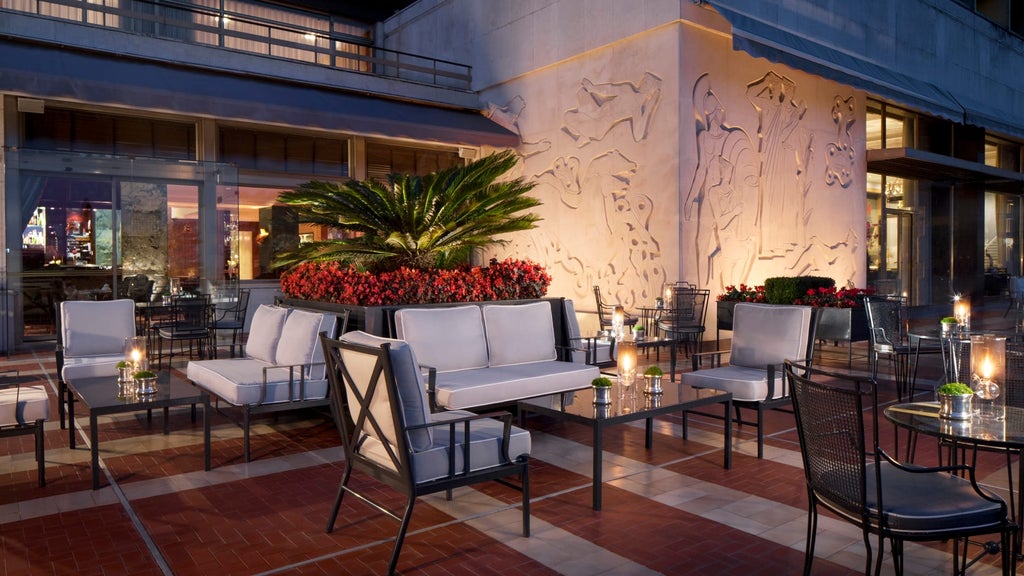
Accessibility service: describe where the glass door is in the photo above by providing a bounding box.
[8,150,237,344]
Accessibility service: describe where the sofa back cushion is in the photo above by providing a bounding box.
[731,303,813,369]
[246,304,290,364]
[339,330,432,451]
[394,305,487,372]
[276,309,337,379]
[483,301,557,366]
[60,299,136,357]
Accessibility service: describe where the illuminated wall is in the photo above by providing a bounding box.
[386,0,867,330]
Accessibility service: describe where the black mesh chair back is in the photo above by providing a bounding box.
[155,294,212,368]
[657,287,709,354]
[1006,340,1024,409]
[593,285,636,330]
[785,360,1014,576]
[212,288,250,358]
[864,296,906,353]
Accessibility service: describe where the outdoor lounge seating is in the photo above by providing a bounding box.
[0,370,48,487]
[682,303,817,459]
[393,301,599,411]
[56,298,137,430]
[322,330,530,576]
[186,304,346,461]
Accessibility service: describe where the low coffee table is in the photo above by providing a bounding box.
[66,371,211,489]
[518,384,732,510]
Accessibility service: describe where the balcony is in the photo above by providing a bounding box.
[0,0,478,109]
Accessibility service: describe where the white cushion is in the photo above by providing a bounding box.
[0,385,50,426]
[730,303,813,369]
[61,354,126,383]
[245,305,290,364]
[681,365,785,402]
[433,361,598,410]
[275,309,336,380]
[394,306,488,372]
[60,299,135,357]
[186,358,327,406]
[340,331,432,451]
[357,410,530,483]
[483,301,556,366]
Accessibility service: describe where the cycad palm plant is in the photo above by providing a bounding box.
[273,150,540,272]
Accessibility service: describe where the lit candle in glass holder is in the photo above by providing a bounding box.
[124,336,148,372]
[971,334,1005,420]
[612,305,625,341]
[954,297,970,330]
[616,338,638,398]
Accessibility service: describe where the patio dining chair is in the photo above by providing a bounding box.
[865,296,941,401]
[785,360,1015,576]
[154,294,213,369]
[322,331,530,576]
[657,286,709,360]
[593,285,637,333]
[211,288,250,358]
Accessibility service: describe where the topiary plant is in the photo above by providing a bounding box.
[591,376,614,388]
[938,382,973,396]
[644,366,664,377]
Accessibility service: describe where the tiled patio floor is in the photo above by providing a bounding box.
[1,302,1020,575]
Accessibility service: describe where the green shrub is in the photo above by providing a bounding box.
[764,276,835,305]
[591,376,613,388]
[938,382,973,396]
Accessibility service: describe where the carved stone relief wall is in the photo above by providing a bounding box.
[476,14,866,326]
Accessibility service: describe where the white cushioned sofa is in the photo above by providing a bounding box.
[186,303,344,461]
[393,301,599,411]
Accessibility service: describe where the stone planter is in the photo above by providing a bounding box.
[815,306,870,343]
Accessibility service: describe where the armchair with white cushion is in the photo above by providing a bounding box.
[0,370,49,487]
[681,303,818,459]
[56,299,137,431]
[186,304,347,462]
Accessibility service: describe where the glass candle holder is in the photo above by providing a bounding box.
[971,334,1005,421]
[125,336,148,373]
[616,338,638,398]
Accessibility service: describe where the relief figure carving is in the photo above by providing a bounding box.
[562,72,662,147]
[825,95,856,188]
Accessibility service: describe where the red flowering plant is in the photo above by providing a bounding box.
[717,284,766,302]
[793,286,875,308]
[280,258,551,306]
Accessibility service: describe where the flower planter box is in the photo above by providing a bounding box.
[717,301,868,343]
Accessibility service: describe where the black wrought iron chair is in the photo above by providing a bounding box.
[864,296,940,401]
[657,286,709,362]
[211,288,250,358]
[593,285,637,332]
[154,294,213,368]
[322,331,531,576]
[785,360,1015,576]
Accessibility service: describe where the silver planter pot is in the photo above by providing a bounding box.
[938,393,973,420]
[593,386,612,405]
[643,374,663,395]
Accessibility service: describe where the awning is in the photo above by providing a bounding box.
[0,42,519,148]
[708,2,966,125]
[867,147,1024,192]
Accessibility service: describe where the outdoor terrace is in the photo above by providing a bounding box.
[0,299,1019,575]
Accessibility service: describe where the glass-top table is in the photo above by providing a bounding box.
[66,371,211,489]
[519,383,732,510]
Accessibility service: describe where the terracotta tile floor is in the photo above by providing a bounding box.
[1,301,1020,575]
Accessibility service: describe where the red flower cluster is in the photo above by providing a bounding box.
[717,284,766,302]
[793,286,875,308]
[280,258,552,305]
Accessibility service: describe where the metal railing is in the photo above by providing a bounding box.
[2,0,472,90]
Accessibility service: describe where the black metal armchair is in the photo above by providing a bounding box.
[0,370,48,487]
[593,285,637,332]
[864,295,940,401]
[211,288,250,358]
[785,360,1015,576]
[322,331,531,576]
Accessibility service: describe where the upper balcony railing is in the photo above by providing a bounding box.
[1,0,472,91]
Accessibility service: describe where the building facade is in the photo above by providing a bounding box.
[2,0,1024,351]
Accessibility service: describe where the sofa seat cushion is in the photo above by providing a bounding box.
[395,305,488,372]
[681,365,781,402]
[61,354,126,383]
[434,361,598,410]
[358,409,531,483]
[187,359,328,406]
[0,385,50,426]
